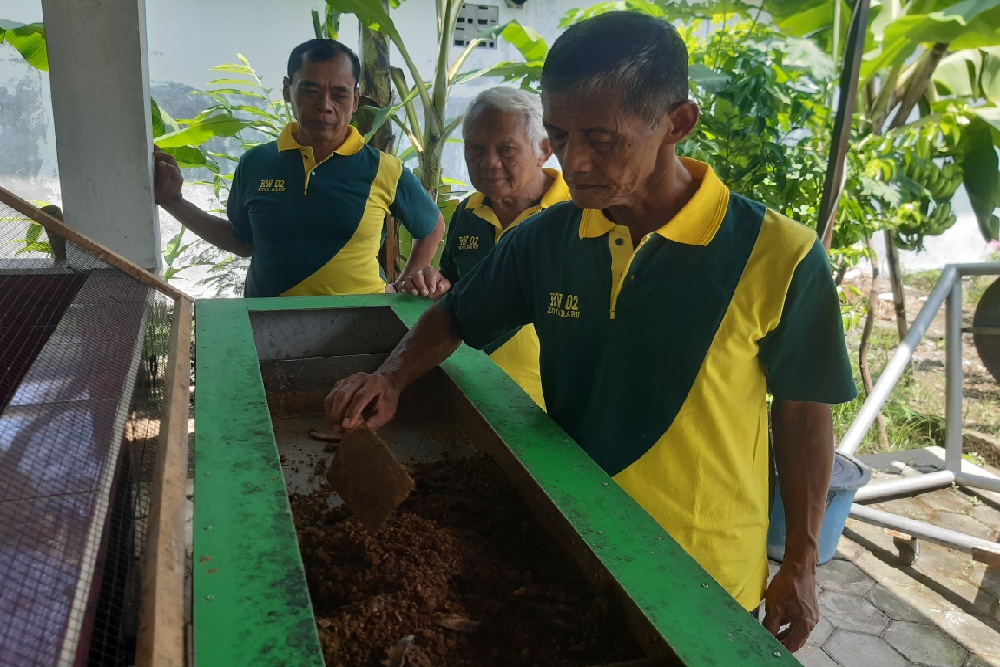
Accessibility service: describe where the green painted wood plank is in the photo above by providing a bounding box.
[194,299,323,667]
[194,295,801,666]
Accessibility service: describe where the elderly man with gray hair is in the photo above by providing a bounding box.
[400,86,570,408]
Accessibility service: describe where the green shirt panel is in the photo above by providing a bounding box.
[228,141,437,298]
[440,195,855,477]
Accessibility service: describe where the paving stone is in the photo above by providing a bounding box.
[938,608,1000,657]
[970,503,1000,529]
[884,620,969,666]
[921,489,977,515]
[927,510,998,541]
[817,559,877,596]
[835,537,866,563]
[844,519,909,563]
[876,495,941,523]
[965,654,1000,666]
[808,615,835,647]
[933,576,998,617]
[976,568,1000,600]
[854,550,922,588]
[869,583,941,623]
[795,645,840,667]
[824,629,908,667]
[819,590,890,635]
[914,543,980,584]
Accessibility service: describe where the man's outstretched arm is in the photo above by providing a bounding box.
[325,302,462,430]
[764,398,834,653]
[153,147,253,257]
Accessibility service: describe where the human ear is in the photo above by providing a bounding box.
[537,137,553,165]
[663,101,700,145]
[282,77,292,104]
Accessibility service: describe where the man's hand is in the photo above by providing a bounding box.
[152,145,184,207]
[394,266,451,300]
[324,372,401,431]
[762,560,819,653]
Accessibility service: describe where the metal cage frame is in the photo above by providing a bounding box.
[837,261,1000,565]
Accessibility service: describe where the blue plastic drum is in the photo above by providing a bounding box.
[766,451,872,564]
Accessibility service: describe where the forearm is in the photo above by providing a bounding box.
[400,214,445,276]
[160,198,252,257]
[771,399,834,567]
[378,302,462,391]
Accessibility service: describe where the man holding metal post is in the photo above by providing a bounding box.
[325,12,856,652]
[153,39,444,297]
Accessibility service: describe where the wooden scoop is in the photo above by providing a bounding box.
[326,423,414,533]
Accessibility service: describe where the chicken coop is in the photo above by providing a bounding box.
[0,187,189,667]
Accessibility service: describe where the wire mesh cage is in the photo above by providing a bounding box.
[0,187,190,667]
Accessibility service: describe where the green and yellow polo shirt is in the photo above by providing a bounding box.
[439,158,856,609]
[228,124,439,297]
[439,168,570,408]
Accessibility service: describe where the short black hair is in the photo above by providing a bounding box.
[541,12,688,125]
[286,38,361,88]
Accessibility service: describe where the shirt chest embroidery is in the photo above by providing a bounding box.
[257,178,286,192]
[457,235,480,251]
[546,291,582,319]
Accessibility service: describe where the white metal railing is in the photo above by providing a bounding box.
[837,262,1000,564]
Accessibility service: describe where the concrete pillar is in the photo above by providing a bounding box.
[40,0,160,270]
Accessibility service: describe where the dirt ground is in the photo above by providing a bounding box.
[840,271,1000,460]
[289,453,643,667]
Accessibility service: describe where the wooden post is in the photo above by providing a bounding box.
[136,296,192,667]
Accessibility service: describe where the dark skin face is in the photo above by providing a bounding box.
[464,106,552,224]
[542,89,700,241]
[283,53,360,160]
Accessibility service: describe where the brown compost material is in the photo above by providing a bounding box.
[289,453,644,667]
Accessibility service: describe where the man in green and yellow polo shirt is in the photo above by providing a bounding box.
[153,39,443,297]
[325,12,855,653]
[401,87,570,408]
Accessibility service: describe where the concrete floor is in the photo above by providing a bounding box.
[787,448,1000,667]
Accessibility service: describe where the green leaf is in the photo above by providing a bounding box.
[961,115,1000,240]
[26,222,42,244]
[361,86,419,142]
[151,97,182,139]
[326,0,403,48]
[933,49,982,97]
[159,146,221,173]
[155,112,256,147]
[499,21,548,62]
[689,64,731,94]
[0,21,48,71]
[862,0,1000,80]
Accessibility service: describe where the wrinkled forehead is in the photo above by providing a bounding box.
[542,88,629,128]
[463,106,532,141]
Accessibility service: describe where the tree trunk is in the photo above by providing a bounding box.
[877,43,949,337]
[859,233,890,450]
[358,0,400,282]
[884,229,909,339]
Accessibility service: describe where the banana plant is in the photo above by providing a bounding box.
[325,0,545,198]
[770,0,1000,244]
[0,20,46,71]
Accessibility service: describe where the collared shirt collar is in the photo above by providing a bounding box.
[467,168,571,231]
[277,123,365,157]
[578,158,729,245]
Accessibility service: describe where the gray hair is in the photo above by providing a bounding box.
[462,86,548,158]
[541,12,689,127]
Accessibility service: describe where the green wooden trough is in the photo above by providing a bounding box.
[192,295,800,666]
